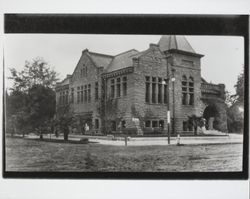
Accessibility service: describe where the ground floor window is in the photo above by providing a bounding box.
[95,119,99,129]
[111,121,116,131]
[159,120,164,129]
[183,121,188,131]
[145,120,151,127]
[152,121,158,128]
[121,120,126,128]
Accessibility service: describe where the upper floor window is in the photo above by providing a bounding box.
[152,77,156,103]
[182,75,194,105]
[84,85,87,102]
[122,76,127,96]
[145,76,150,103]
[116,78,121,98]
[77,86,80,104]
[110,79,115,99]
[80,86,84,103]
[95,82,99,101]
[88,84,91,102]
[71,88,74,103]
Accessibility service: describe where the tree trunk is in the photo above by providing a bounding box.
[64,126,69,141]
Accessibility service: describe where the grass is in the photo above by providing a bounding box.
[5,137,243,172]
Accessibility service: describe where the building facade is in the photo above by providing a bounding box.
[55,35,228,135]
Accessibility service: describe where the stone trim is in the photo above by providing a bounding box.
[102,66,134,79]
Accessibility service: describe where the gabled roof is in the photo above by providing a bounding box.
[106,49,139,72]
[88,51,113,69]
[158,35,196,53]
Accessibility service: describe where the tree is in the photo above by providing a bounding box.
[55,103,74,141]
[227,67,244,133]
[7,57,59,136]
[188,114,204,135]
[9,57,59,92]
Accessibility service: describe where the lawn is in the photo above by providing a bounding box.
[5,137,243,172]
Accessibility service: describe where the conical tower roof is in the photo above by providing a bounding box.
[158,35,196,53]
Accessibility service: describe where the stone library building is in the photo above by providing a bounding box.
[55,35,227,135]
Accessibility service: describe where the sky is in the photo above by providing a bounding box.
[4,34,244,94]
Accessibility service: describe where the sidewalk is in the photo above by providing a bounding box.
[25,133,243,146]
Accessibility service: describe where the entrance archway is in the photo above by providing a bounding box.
[203,105,219,130]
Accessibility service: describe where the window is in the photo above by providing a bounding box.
[85,66,88,76]
[182,75,194,105]
[183,121,188,131]
[152,77,156,103]
[158,78,162,103]
[189,77,194,105]
[80,86,83,103]
[111,121,116,131]
[71,88,74,103]
[163,79,168,104]
[59,92,62,105]
[65,90,69,104]
[77,87,80,104]
[182,75,188,105]
[152,120,158,128]
[116,78,121,97]
[95,119,99,129]
[188,120,193,131]
[84,85,87,102]
[122,76,127,96]
[111,79,115,98]
[88,84,91,102]
[95,82,99,100]
[121,120,126,128]
[145,120,151,127]
[145,76,150,103]
[159,120,164,129]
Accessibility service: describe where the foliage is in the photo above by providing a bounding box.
[6,58,58,136]
[55,103,75,140]
[9,57,59,92]
[227,67,244,133]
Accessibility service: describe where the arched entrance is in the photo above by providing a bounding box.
[203,105,219,130]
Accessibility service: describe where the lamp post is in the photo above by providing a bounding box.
[171,69,176,136]
[162,80,170,144]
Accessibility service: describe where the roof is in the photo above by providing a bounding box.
[88,51,113,69]
[106,49,139,72]
[158,35,196,53]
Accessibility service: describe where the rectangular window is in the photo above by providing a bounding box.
[164,80,168,104]
[183,121,188,131]
[111,121,116,131]
[152,77,156,103]
[152,120,158,128]
[182,93,188,105]
[189,93,194,105]
[77,87,80,104]
[145,80,150,103]
[59,92,62,105]
[95,119,99,129]
[65,90,69,104]
[88,84,91,102]
[116,78,121,97]
[158,78,162,103]
[159,120,164,129]
[80,86,83,103]
[111,79,115,98]
[95,82,99,100]
[84,85,87,102]
[122,76,127,96]
[145,120,151,127]
[71,88,74,103]
[121,120,126,128]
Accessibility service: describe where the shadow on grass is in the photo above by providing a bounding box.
[24,138,99,145]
